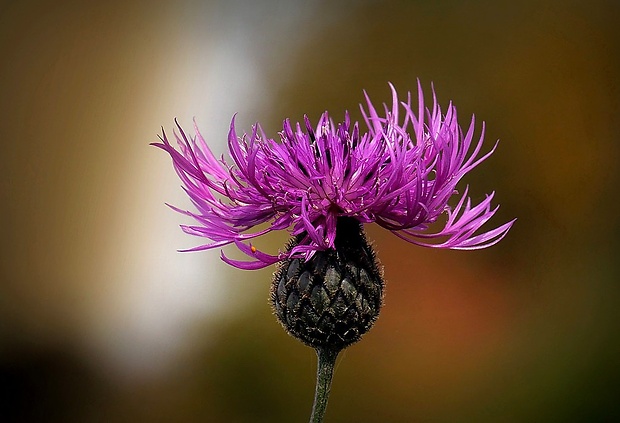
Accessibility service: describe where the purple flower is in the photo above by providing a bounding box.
[154,82,515,270]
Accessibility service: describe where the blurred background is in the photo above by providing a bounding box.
[1,0,619,421]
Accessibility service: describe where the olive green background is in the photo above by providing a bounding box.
[1,1,619,421]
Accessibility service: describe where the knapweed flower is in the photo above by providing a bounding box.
[155,81,514,422]
[154,81,513,270]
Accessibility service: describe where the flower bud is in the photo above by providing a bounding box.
[271,217,384,350]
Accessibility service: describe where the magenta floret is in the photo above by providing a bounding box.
[153,82,515,269]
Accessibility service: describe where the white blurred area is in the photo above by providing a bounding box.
[80,0,335,380]
[0,0,357,383]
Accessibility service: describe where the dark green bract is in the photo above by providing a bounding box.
[271,217,384,350]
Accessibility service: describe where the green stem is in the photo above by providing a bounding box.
[309,347,340,423]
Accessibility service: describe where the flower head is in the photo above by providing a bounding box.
[153,82,514,270]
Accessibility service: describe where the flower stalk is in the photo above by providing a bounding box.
[310,347,340,423]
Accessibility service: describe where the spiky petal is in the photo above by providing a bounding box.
[153,82,515,269]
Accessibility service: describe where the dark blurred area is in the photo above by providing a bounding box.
[1,0,619,422]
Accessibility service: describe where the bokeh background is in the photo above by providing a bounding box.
[1,0,619,421]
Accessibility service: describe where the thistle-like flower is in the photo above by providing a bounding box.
[154,81,514,422]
